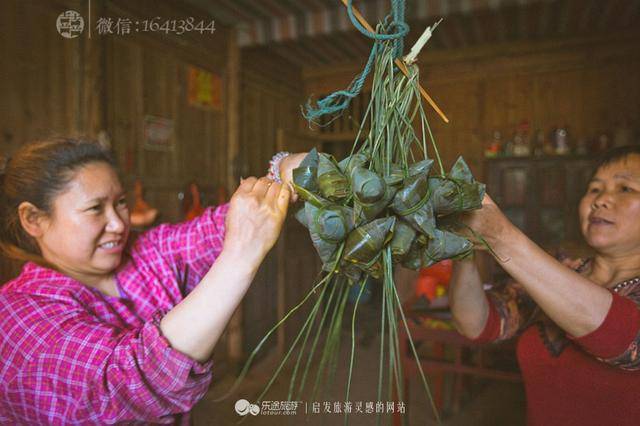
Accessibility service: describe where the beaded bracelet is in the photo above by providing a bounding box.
[267,151,290,183]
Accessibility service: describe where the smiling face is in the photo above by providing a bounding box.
[579,154,640,256]
[36,162,130,285]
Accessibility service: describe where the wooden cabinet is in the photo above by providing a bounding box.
[483,156,597,280]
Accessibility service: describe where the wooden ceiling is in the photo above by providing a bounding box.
[186,0,640,69]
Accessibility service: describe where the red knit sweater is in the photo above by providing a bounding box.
[475,293,640,426]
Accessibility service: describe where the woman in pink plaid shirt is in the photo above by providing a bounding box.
[0,138,305,424]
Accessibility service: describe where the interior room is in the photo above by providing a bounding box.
[1,0,639,425]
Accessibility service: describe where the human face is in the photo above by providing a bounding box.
[579,154,640,256]
[37,162,130,284]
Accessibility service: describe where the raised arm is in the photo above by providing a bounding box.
[136,152,308,294]
[462,195,612,339]
[450,256,538,343]
[160,176,292,362]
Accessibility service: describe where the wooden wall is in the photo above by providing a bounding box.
[104,0,232,222]
[0,0,237,364]
[0,0,319,371]
[0,3,231,237]
[0,0,87,151]
[0,0,91,282]
[0,0,233,218]
[236,48,321,357]
[303,31,640,179]
[7,0,638,378]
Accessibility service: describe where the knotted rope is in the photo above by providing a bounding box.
[303,0,409,124]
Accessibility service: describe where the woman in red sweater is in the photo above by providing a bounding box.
[449,145,640,426]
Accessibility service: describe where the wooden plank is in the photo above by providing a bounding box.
[597,0,623,32]
[538,0,554,37]
[469,12,485,45]
[1,0,23,149]
[303,29,640,84]
[77,0,106,137]
[269,44,307,67]
[27,6,47,139]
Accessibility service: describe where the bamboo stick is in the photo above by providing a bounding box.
[338,0,450,124]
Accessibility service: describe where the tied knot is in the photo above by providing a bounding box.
[303,0,408,124]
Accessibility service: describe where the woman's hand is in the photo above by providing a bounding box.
[456,194,612,338]
[161,176,290,363]
[279,153,307,185]
[223,176,291,265]
[459,194,514,248]
[279,153,308,202]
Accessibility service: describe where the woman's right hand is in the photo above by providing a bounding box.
[222,176,291,265]
[161,177,290,362]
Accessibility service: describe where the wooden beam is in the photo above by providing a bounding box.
[597,0,620,32]
[348,26,375,55]
[297,36,337,64]
[279,0,316,14]
[270,44,306,67]
[495,4,508,42]
[517,1,527,40]
[302,0,334,10]
[538,0,553,38]
[623,0,640,28]
[233,0,556,47]
[470,12,485,45]
[333,31,368,62]
[283,39,326,66]
[215,0,265,22]
[183,0,248,25]
[259,0,294,18]
[578,0,598,33]
[318,34,353,63]
[80,0,106,137]
[451,14,468,48]
[473,9,494,45]
[303,28,640,82]
[526,2,541,40]
[232,0,275,21]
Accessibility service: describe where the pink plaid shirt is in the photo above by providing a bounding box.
[0,204,229,425]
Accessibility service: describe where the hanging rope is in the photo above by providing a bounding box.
[302,0,409,124]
